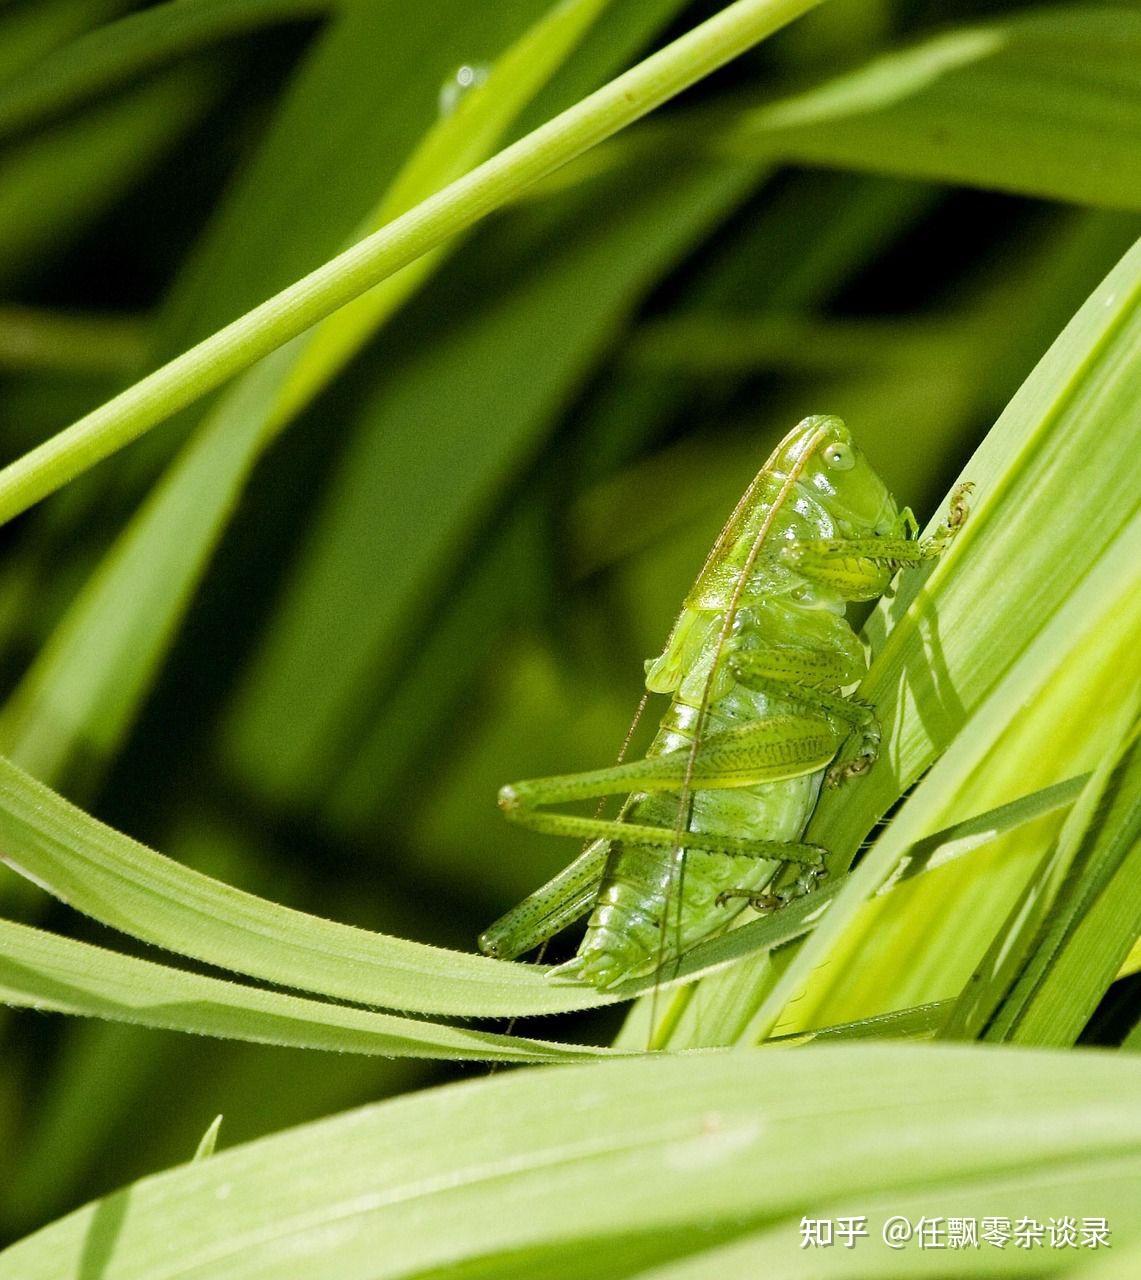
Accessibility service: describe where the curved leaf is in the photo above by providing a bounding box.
[0,753,610,1016]
[0,1043,1135,1278]
[0,917,610,1062]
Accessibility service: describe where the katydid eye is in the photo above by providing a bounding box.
[823,443,855,471]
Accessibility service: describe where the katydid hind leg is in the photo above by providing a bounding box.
[482,712,841,966]
[497,713,844,860]
[478,840,607,960]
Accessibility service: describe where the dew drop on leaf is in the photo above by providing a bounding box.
[438,63,490,117]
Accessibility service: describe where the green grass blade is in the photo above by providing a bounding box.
[721,6,1141,210]
[951,705,1141,1046]
[1,745,1079,1051]
[1005,812,1140,1048]
[273,0,620,423]
[768,1000,952,1045]
[0,1044,1135,1278]
[515,0,693,138]
[190,1115,222,1162]
[0,917,611,1062]
[744,503,1140,1045]
[0,0,823,526]
[155,0,577,347]
[0,0,329,141]
[0,0,619,786]
[567,6,1141,210]
[0,752,611,1017]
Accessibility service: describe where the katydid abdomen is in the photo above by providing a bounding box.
[578,659,826,987]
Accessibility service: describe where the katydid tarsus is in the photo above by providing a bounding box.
[479,416,971,989]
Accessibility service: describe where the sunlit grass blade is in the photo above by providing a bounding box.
[0,1044,1136,1279]
[0,750,1088,1049]
[769,1000,951,1045]
[0,917,612,1062]
[745,508,1138,1046]
[943,701,1141,1046]
[1003,799,1139,1049]
[190,1115,222,1162]
[0,752,610,1017]
[0,0,328,141]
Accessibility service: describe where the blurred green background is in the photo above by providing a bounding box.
[0,0,1137,1244]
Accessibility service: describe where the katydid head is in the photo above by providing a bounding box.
[687,415,900,612]
[793,415,898,535]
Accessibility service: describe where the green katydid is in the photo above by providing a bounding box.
[479,416,970,989]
